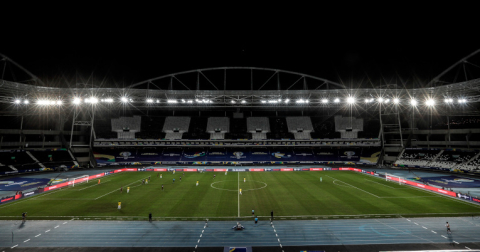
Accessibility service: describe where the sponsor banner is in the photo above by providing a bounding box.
[272,169,280,171]
[472,197,480,203]
[154,168,167,172]
[205,169,214,172]
[249,168,264,172]
[214,169,227,172]
[281,168,293,171]
[331,168,338,170]
[353,168,362,172]
[184,168,197,172]
[1,197,14,203]
[125,168,138,172]
[457,193,472,201]
[15,194,22,200]
[309,168,324,171]
[339,168,351,171]
[23,191,35,197]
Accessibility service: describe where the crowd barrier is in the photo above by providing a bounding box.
[1,167,479,205]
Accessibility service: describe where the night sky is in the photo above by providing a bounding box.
[2,8,478,89]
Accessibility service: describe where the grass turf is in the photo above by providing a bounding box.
[0,171,479,220]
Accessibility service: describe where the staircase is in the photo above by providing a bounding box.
[26,151,46,168]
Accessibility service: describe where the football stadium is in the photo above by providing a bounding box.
[1,46,480,252]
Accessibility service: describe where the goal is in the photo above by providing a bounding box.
[385,173,405,185]
[69,175,89,187]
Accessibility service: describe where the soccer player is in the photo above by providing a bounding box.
[149,212,152,222]
[239,188,242,195]
[180,176,182,181]
[160,174,162,178]
[255,216,258,226]
[127,187,130,193]
[446,222,451,233]
[22,212,27,223]
[225,171,227,175]
[118,201,121,210]
[244,177,246,183]
[213,174,216,179]
[120,187,123,193]
[162,184,164,191]
[173,170,175,174]
[98,179,100,184]
[320,177,322,182]
[196,181,199,186]
[173,178,175,183]
[146,179,148,184]
[252,209,254,216]
[271,210,273,221]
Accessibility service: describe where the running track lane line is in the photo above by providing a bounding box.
[271,223,284,252]
[195,221,208,251]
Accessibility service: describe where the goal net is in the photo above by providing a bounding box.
[385,173,406,185]
[69,175,89,187]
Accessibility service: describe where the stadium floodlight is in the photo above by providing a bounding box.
[444,98,453,103]
[24,100,29,104]
[73,97,81,105]
[187,100,193,103]
[14,99,21,104]
[346,97,355,104]
[167,99,177,103]
[146,99,154,103]
[49,100,56,105]
[156,99,160,103]
[261,100,266,103]
[322,99,328,103]
[377,97,384,103]
[334,98,340,103]
[120,97,128,103]
[458,98,467,103]
[268,100,278,104]
[410,99,417,106]
[364,98,369,103]
[56,100,62,105]
[385,99,390,103]
[36,99,47,105]
[284,99,290,103]
[393,98,400,104]
[296,99,305,103]
[231,100,236,104]
[278,99,281,102]
[241,100,246,104]
[425,99,435,106]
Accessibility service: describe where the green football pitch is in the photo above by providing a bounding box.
[1,171,479,220]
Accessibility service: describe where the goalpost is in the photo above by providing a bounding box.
[70,175,89,187]
[385,173,405,185]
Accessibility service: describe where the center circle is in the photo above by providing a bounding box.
[210,180,267,192]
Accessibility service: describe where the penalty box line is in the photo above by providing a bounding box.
[95,176,150,200]
[326,175,381,198]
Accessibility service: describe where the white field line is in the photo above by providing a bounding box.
[327,175,380,198]
[0,188,65,209]
[95,176,149,200]
[358,172,480,209]
[238,172,240,217]
[78,180,111,191]
[0,172,123,209]
[364,179,407,189]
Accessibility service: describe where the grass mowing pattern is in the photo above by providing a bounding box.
[0,171,479,220]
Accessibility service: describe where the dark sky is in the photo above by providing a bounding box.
[2,7,479,89]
